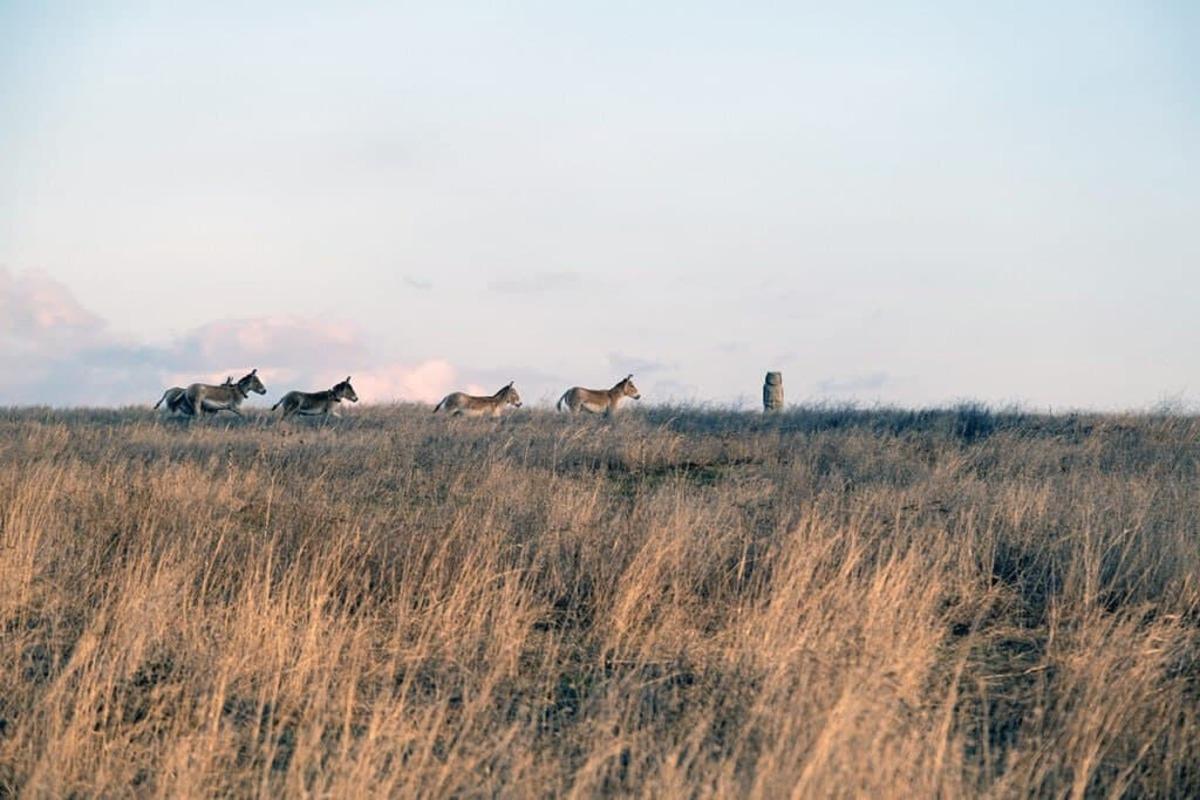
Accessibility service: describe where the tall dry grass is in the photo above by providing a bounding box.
[1,405,1198,797]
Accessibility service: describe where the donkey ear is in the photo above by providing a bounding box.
[345,376,351,383]
[507,380,514,387]
[626,374,633,380]
[251,368,257,375]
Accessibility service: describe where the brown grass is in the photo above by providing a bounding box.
[1,405,1199,797]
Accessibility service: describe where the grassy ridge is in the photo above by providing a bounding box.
[1,405,1199,797]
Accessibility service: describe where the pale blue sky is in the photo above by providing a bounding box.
[1,2,1197,407]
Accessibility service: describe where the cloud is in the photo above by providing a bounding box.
[487,271,580,295]
[0,270,118,404]
[348,360,457,404]
[402,276,433,291]
[0,267,458,406]
[0,269,104,356]
[815,371,891,395]
[608,352,674,375]
[644,378,699,403]
[166,316,366,377]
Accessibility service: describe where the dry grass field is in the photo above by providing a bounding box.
[1,404,1199,798]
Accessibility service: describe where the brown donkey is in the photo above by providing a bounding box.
[272,377,359,419]
[557,375,641,416]
[433,382,522,417]
[183,369,266,417]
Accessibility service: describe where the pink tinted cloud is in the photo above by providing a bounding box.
[0,269,103,348]
[349,359,458,404]
[0,267,460,406]
[178,316,366,369]
[163,357,459,404]
[170,316,456,403]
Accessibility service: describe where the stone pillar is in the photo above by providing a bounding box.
[763,372,784,412]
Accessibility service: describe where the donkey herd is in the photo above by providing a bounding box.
[153,370,642,420]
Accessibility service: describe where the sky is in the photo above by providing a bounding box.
[1,1,1197,408]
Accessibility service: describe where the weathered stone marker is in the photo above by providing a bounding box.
[763,371,784,412]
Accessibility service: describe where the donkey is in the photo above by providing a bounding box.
[433,382,522,417]
[154,376,233,414]
[272,377,358,419]
[183,369,266,417]
[557,375,641,416]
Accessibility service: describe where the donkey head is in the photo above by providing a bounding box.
[333,377,358,403]
[620,374,641,400]
[499,381,522,408]
[239,368,267,395]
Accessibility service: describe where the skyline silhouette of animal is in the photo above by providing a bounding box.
[557,375,641,415]
[154,376,234,415]
[272,377,358,419]
[433,382,522,417]
[183,369,266,417]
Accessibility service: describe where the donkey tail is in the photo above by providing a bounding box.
[153,392,168,410]
[432,397,446,413]
[557,392,569,412]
